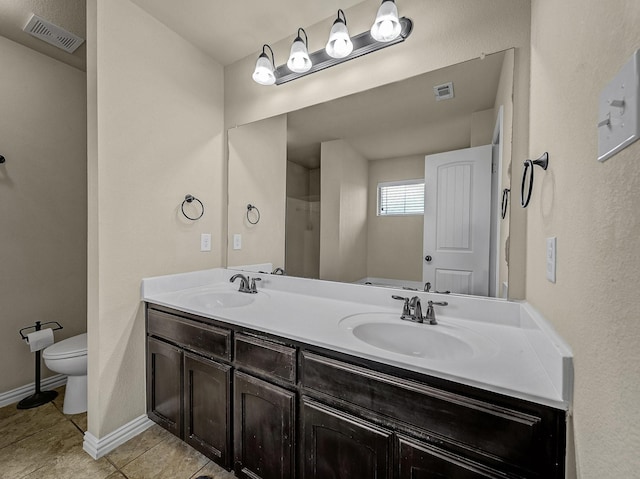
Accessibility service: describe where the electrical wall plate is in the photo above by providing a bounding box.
[597,49,640,162]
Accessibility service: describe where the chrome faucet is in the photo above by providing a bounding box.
[392,295,427,323]
[425,300,449,325]
[230,273,253,293]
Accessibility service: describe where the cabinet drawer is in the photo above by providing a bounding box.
[234,333,296,383]
[148,309,231,361]
[300,351,546,476]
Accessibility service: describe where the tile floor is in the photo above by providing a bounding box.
[0,386,236,479]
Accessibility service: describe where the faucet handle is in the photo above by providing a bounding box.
[428,301,448,307]
[392,295,412,319]
[425,300,448,325]
[250,277,261,293]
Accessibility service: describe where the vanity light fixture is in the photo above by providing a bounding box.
[252,44,277,86]
[326,10,353,59]
[287,28,312,73]
[251,2,412,86]
[370,0,402,42]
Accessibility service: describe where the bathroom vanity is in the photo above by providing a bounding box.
[142,269,571,479]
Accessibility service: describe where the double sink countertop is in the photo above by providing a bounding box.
[142,268,573,411]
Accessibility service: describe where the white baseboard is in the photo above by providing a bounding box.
[0,374,67,408]
[83,414,154,459]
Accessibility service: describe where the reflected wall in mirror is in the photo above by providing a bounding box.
[227,49,515,299]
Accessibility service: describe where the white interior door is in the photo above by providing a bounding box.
[423,145,492,295]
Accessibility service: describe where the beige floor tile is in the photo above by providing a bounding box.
[106,423,173,469]
[21,443,116,479]
[105,472,128,479]
[121,432,209,479]
[69,411,87,432]
[0,401,67,450]
[190,460,237,479]
[0,419,86,479]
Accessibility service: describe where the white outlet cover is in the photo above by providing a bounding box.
[200,233,211,252]
[597,49,640,162]
[233,234,242,250]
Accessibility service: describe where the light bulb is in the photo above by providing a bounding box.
[378,19,395,39]
[326,11,353,59]
[371,0,402,42]
[287,34,312,73]
[333,39,350,57]
[252,51,276,85]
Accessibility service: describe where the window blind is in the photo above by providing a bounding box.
[378,180,424,216]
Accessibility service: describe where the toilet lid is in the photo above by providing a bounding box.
[43,333,87,359]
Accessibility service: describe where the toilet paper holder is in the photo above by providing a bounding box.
[17,320,63,410]
[19,320,63,341]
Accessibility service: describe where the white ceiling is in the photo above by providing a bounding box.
[0,0,367,71]
[287,51,506,168]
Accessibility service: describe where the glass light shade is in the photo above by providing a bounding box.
[326,20,353,59]
[252,53,276,85]
[287,37,312,73]
[370,0,402,42]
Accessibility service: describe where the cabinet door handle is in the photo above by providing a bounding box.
[424,255,432,262]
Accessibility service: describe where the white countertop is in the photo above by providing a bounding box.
[142,268,573,410]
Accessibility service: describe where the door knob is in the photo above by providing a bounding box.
[424,255,432,262]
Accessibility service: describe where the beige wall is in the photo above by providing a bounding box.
[87,0,224,436]
[320,140,368,282]
[470,109,495,147]
[528,1,640,477]
[367,155,424,281]
[0,36,87,392]
[227,115,287,269]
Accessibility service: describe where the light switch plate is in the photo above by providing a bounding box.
[597,49,640,162]
[233,234,242,250]
[546,237,556,283]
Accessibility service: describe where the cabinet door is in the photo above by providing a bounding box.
[234,371,296,479]
[184,352,231,468]
[147,337,182,437]
[399,436,505,479]
[301,398,392,479]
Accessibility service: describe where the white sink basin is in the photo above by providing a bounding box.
[340,313,498,361]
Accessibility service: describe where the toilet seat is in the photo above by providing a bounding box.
[43,333,87,360]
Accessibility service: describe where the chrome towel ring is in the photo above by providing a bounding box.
[501,188,510,219]
[520,152,549,208]
[181,194,204,220]
[246,204,260,225]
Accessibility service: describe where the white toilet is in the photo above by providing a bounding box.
[43,333,87,414]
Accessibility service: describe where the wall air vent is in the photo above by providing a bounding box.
[433,82,455,101]
[23,14,84,54]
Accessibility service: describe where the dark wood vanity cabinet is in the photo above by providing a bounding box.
[233,371,296,479]
[301,398,393,479]
[146,304,566,479]
[146,307,232,469]
[147,336,183,437]
[183,352,231,465]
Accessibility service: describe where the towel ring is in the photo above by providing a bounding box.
[520,152,549,208]
[181,194,204,221]
[501,188,510,219]
[246,204,260,225]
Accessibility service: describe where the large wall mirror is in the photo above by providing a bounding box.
[227,49,515,299]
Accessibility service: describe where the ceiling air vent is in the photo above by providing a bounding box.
[23,14,84,54]
[433,82,455,101]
